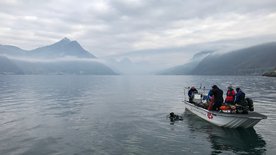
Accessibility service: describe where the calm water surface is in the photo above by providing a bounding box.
[0,75,275,155]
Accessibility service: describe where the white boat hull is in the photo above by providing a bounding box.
[184,101,267,128]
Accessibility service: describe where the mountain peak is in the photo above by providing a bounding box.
[56,37,71,45]
[61,37,71,42]
[29,38,96,58]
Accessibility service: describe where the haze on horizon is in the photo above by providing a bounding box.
[1,0,276,72]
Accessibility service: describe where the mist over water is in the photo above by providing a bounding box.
[0,75,275,155]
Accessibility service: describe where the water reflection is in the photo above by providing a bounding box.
[184,111,266,155]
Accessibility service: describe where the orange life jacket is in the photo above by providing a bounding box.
[225,90,235,102]
[220,105,231,110]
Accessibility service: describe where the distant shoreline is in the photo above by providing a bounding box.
[262,70,276,77]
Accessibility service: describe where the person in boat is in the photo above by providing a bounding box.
[235,87,246,105]
[225,85,236,105]
[211,85,224,111]
[207,89,213,101]
[207,93,215,110]
[206,89,214,110]
[188,86,198,103]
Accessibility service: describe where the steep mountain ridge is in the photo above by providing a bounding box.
[159,42,276,75]
[159,51,214,75]
[30,38,95,58]
[0,38,116,75]
[191,42,276,75]
[0,45,26,57]
[0,37,95,59]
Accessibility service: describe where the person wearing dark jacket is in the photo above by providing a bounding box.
[188,86,198,103]
[235,87,245,104]
[211,85,224,111]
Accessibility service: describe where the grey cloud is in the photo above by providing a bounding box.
[0,0,276,58]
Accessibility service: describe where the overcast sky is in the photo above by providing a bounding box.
[1,0,276,59]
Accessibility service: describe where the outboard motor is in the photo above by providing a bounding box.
[236,99,249,114]
[246,97,254,111]
[236,105,248,114]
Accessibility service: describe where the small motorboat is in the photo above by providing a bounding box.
[184,87,267,128]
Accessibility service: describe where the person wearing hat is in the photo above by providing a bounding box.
[188,86,198,103]
[211,85,224,111]
[225,85,236,105]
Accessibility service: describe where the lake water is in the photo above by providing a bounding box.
[0,75,275,155]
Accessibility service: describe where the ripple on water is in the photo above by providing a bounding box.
[0,75,275,155]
